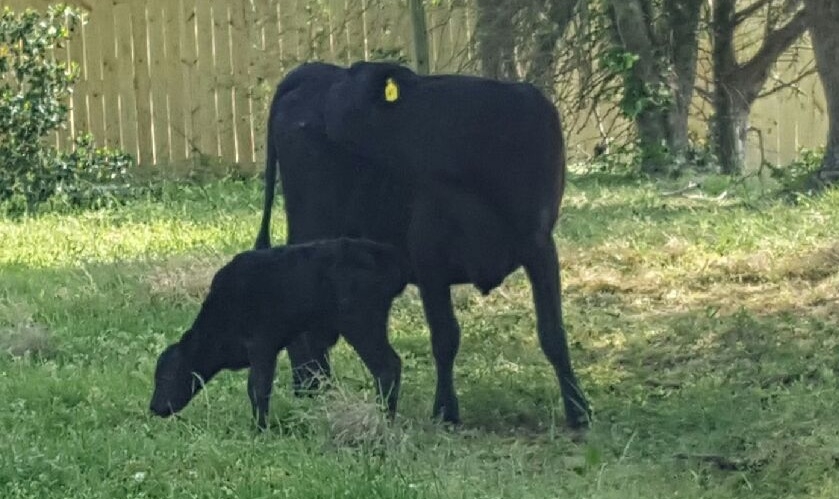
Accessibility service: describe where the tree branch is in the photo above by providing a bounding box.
[757,64,818,98]
[734,0,773,26]
[524,0,580,91]
[694,85,713,103]
[736,10,807,94]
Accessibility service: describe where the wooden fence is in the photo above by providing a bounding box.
[1,0,474,171]
[0,1,829,169]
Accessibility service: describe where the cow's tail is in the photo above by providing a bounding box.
[254,138,278,250]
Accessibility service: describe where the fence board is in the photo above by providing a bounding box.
[83,6,107,144]
[230,0,253,165]
[147,0,170,164]
[114,2,139,159]
[164,0,188,162]
[98,1,122,149]
[130,1,154,165]
[193,0,218,157]
[212,0,236,163]
[250,0,270,166]
[180,0,199,158]
[68,18,88,142]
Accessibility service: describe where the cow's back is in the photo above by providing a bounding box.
[411,77,564,238]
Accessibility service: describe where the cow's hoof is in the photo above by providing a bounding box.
[432,402,461,427]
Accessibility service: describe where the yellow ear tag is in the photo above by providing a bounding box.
[384,78,399,102]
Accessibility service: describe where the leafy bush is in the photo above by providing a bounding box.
[0,5,140,215]
[769,147,824,195]
[583,141,643,176]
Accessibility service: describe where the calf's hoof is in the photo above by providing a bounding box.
[564,398,592,429]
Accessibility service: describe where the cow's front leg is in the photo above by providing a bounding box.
[418,282,461,424]
[341,311,402,417]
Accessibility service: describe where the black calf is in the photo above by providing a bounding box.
[149,238,408,429]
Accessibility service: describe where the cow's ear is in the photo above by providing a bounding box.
[383,76,400,103]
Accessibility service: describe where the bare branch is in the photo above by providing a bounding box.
[694,85,713,103]
[734,0,773,26]
[736,10,807,92]
[757,64,818,98]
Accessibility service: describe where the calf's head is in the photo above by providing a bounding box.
[149,341,203,417]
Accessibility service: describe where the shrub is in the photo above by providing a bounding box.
[769,147,825,195]
[0,5,140,215]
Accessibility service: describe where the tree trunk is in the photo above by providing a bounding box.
[712,0,807,174]
[475,0,518,80]
[712,0,745,174]
[608,0,671,173]
[804,0,839,185]
[606,0,701,172]
[524,0,579,97]
[664,0,701,154]
[408,0,430,75]
[713,89,751,175]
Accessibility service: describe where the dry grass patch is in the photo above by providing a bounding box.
[564,237,839,323]
[703,250,775,284]
[321,383,405,450]
[0,299,53,358]
[564,241,646,272]
[778,242,839,281]
[145,255,227,302]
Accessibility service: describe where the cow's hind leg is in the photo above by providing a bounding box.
[418,282,461,424]
[521,234,591,429]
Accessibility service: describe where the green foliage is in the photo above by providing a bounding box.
[769,147,825,195]
[577,141,643,176]
[599,47,671,121]
[0,5,139,215]
[580,139,719,178]
[369,46,409,65]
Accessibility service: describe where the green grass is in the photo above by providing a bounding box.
[2,174,839,498]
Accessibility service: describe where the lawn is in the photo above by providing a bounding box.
[1,173,838,498]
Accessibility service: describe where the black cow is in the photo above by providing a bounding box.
[255,61,591,428]
[149,238,408,430]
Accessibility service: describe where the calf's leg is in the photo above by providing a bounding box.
[247,345,278,430]
[286,333,331,395]
[342,316,402,416]
[521,234,591,428]
[418,283,461,424]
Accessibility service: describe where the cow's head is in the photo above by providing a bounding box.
[324,61,418,160]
